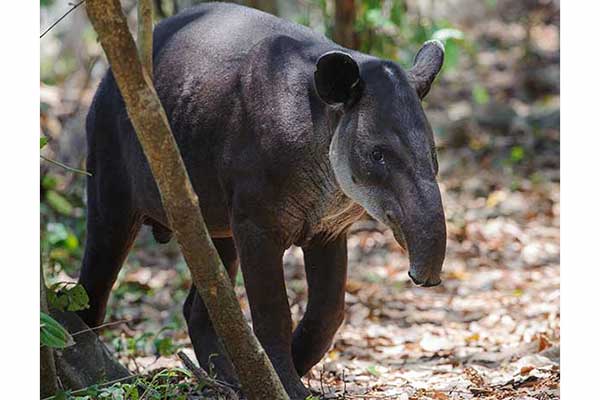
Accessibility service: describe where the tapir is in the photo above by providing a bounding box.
[78,2,446,398]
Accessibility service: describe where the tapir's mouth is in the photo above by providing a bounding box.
[392,226,407,251]
[391,224,445,288]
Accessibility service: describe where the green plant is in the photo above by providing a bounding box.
[47,282,90,312]
[111,324,182,359]
[47,368,194,400]
[41,136,87,275]
[41,311,74,349]
[300,0,468,74]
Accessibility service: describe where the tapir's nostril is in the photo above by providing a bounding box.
[408,270,441,287]
[408,270,423,285]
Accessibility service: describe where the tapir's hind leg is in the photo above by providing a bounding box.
[77,167,142,327]
[183,238,240,384]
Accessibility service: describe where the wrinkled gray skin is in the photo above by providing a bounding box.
[77,3,446,398]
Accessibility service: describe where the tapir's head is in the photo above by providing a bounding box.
[315,41,446,287]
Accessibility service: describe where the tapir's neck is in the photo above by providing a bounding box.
[291,107,365,244]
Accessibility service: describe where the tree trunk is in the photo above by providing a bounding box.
[40,265,58,398]
[333,0,358,49]
[137,0,154,78]
[84,1,289,399]
[248,0,278,15]
[174,0,204,13]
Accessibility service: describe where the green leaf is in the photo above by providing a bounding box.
[52,391,69,400]
[40,136,49,149]
[49,283,90,312]
[46,222,69,244]
[472,84,490,105]
[41,174,58,190]
[99,386,125,400]
[123,384,140,400]
[154,336,176,356]
[41,311,74,348]
[485,0,497,9]
[365,9,394,30]
[443,39,460,71]
[367,365,381,376]
[47,289,68,311]
[66,284,90,312]
[510,146,525,163]
[45,190,74,216]
[64,233,80,251]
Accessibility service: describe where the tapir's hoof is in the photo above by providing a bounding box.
[285,382,311,400]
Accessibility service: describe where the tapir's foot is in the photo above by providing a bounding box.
[190,343,310,399]
[184,285,241,388]
[283,380,311,400]
[193,350,310,400]
[268,355,311,400]
[190,331,240,386]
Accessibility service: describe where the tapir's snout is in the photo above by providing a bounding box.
[387,178,447,288]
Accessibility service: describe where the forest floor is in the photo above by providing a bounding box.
[67,150,558,400]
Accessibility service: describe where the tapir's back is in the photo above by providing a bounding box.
[153,2,330,62]
[150,2,335,130]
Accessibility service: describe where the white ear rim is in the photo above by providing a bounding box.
[423,39,445,53]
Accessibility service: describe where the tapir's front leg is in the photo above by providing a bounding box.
[232,216,310,400]
[292,234,347,375]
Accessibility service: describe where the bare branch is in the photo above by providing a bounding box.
[84,1,289,398]
[178,351,239,400]
[40,155,92,176]
[40,0,87,39]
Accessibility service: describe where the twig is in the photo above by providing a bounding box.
[40,0,87,39]
[40,155,92,176]
[70,319,130,337]
[177,351,239,400]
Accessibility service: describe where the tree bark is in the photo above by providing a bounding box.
[333,0,358,49]
[40,265,58,398]
[137,0,154,77]
[84,1,289,399]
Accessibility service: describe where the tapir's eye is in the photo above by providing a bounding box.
[370,148,385,164]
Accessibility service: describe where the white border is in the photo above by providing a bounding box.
[0,0,40,397]
[0,1,592,398]
[562,1,600,399]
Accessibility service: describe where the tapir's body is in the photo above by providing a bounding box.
[91,3,365,244]
[80,3,447,398]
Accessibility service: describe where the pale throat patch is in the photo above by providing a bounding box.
[328,125,387,226]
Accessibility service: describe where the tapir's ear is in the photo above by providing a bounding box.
[314,51,362,106]
[407,40,445,99]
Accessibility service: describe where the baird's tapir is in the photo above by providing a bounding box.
[78,2,446,398]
